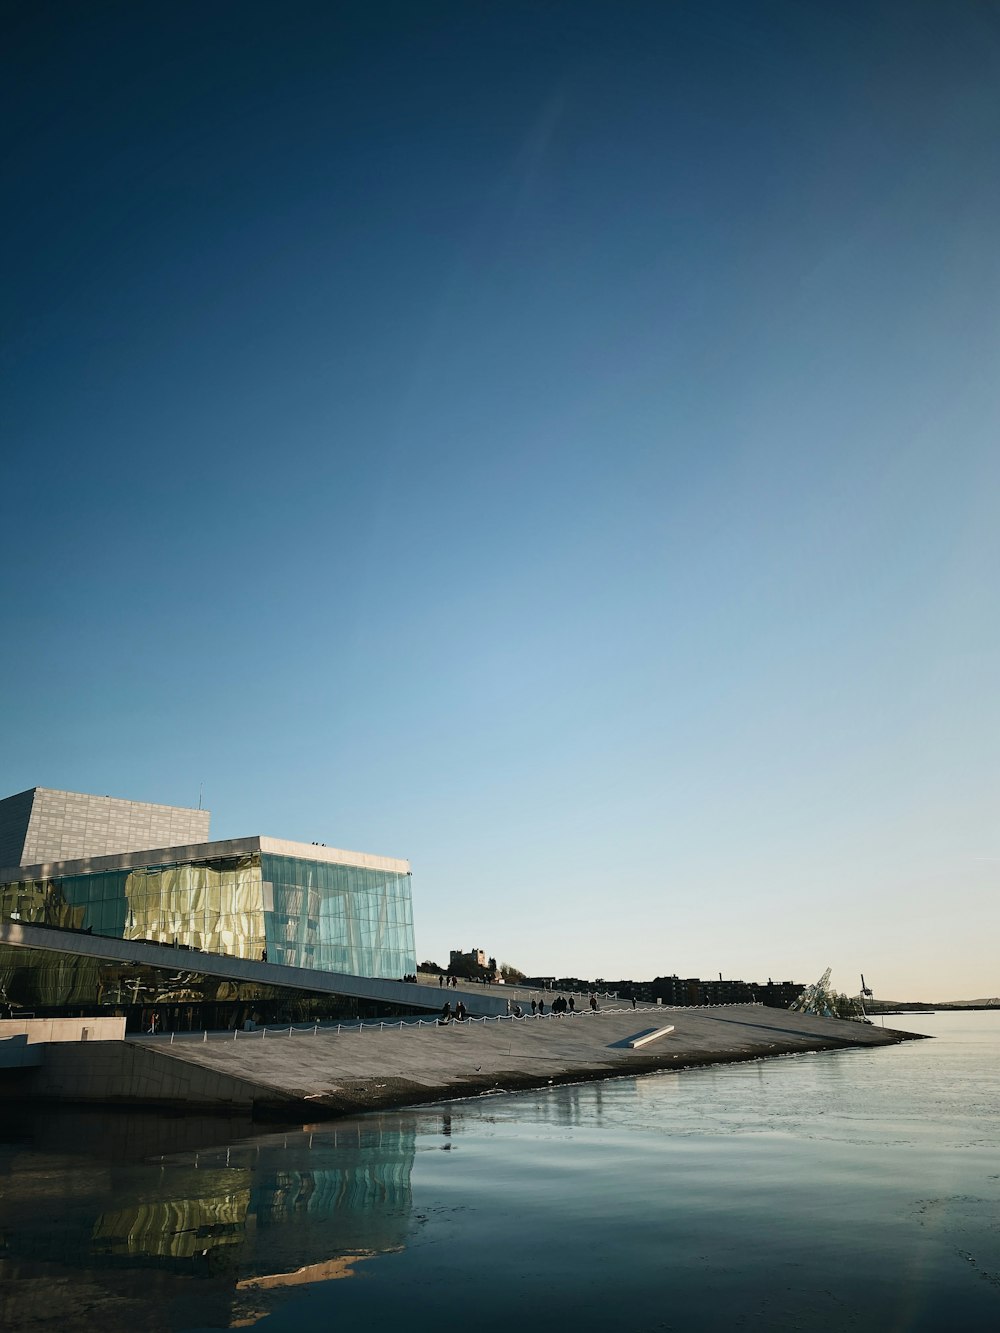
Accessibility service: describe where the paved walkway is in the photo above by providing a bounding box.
[126,1003,918,1118]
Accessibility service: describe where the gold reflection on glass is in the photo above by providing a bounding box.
[0,942,411,1028]
[124,857,264,959]
[0,943,102,1008]
[0,878,84,930]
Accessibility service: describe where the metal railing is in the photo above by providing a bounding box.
[136,998,763,1046]
[145,1002,647,1045]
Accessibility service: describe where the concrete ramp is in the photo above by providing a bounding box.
[20,1003,923,1118]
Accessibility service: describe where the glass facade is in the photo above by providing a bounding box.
[0,943,417,1030]
[262,854,415,979]
[0,849,416,979]
[0,854,266,958]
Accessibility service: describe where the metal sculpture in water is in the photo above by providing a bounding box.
[789,968,866,1020]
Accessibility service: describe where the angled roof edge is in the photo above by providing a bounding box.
[0,834,410,883]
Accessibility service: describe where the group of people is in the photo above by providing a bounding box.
[439,999,467,1023]
[529,994,574,1016]
[435,983,607,1026]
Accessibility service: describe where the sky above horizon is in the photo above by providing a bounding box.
[3,1,997,1003]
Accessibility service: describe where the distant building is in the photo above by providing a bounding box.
[449,947,498,978]
[757,979,804,1008]
[648,975,803,1008]
[553,974,806,1008]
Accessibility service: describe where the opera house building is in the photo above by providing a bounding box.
[0,787,420,1032]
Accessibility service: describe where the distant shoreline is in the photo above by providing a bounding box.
[871,1004,998,1013]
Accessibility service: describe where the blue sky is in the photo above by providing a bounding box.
[3,1,998,1000]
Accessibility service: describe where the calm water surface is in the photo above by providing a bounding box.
[1,1011,998,1331]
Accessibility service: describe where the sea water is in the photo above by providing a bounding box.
[0,1011,997,1331]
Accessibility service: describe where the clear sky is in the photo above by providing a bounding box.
[3,1,997,1002]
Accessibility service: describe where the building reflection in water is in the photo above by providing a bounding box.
[0,1110,417,1328]
[95,1120,415,1266]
